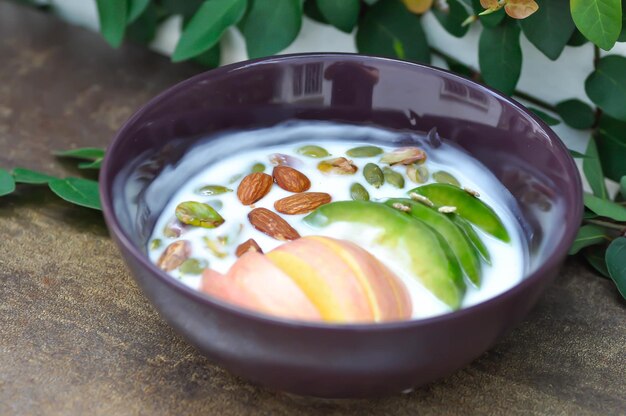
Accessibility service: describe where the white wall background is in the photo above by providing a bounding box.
[49,0,626,164]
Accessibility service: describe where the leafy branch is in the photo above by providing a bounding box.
[6,0,626,300]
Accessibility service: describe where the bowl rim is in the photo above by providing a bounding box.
[100,52,583,332]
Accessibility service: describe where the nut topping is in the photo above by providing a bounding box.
[380,147,426,165]
[274,192,331,215]
[237,172,273,205]
[157,240,191,271]
[236,239,263,257]
[248,208,300,241]
[317,157,358,175]
[273,165,311,193]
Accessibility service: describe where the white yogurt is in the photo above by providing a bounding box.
[148,122,527,320]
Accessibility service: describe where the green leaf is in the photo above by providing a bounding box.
[316,0,360,33]
[479,19,522,95]
[606,237,626,299]
[0,168,16,196]
[356,0,430,64]
[595,114,626,182]
[555,99,595,130]
[12,168,56,184]
[583,137,608,199]
[173,0,247,62]
[520,0,575,60]
[529,107,560,126]
[127,0,150,23]
[432,0,469,38]
[567,29,588,46]
[584,192,626,221]
[193,44,221,68]
[569,149,589,159]
[570,0,622,51]
[239,0,302,59]
[96,0,128,48]
[303,0,327,24]
[78,159,103,170]
[55,147,106,161]
[127,2,157,44]
[621,176,626,199]
[568,224,612,255]
[48,178,102,211]
[619,2,626,41]
[582,245,610,278]
[585,55,626,122]
[161,0,204,18]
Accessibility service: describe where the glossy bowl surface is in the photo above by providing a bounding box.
[100,54,582,398]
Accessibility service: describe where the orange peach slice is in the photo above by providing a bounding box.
[201,252,321,321]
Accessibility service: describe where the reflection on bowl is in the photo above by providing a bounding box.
[100,54,582,398]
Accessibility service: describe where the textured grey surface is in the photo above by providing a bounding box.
[0,2,624,414]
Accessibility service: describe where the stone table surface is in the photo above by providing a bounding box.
[0,2,624,415]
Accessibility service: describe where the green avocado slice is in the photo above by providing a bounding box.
[303,201,466,309]
[409,183,511,242]
[385,198,482,287]
[450,214,492,265]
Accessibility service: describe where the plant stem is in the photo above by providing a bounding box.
[585,219,626,231]
[429,46,558,113]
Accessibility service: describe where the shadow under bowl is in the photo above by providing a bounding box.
[100,54,582,398]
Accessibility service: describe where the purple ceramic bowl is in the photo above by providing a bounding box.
[100,53,582,398]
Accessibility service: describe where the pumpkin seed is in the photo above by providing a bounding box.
[350,183,370,201]
[175,201,225,228]
[433,171,461,187]
[346,145,383,158]
[297,145,330,158]
[203,236,228,258]
[196,185,232,196]
[406,164,429,183]
[251,162,265,173]
[383,167,404,189]
[150,238,162,250]
[179,258,208,275]
[363,163,384,188]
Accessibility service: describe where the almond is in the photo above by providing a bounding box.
[156,240,191,271]
[248,208,300,241]
[272,166,311,193]
[236,238,263,257]
[274,192,331,215]
[237,172,273,205]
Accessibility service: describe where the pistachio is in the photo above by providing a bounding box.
[163,218,186,238]
[251,162,266,173]
[346,145,383,158]
[203,236,228,259]
[296,145,330,158]
[350,182,370,201]
[409,192,434,207]
[196,185,232,196]
[318,157,358,175]
[406,164,429,184]
[380,147,426,165]
[175,201,225,228]
[150,238,162,250]
[433,171,461,187]
[179,258,208,275]
[363,163,384,188]
[156,240,191,271]
[383,167,405,189]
